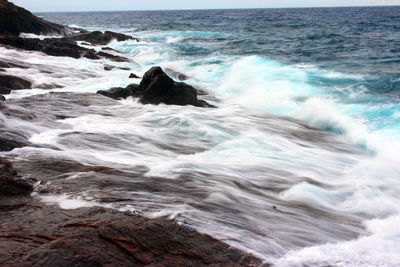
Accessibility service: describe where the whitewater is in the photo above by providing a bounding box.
[1,7,400,266]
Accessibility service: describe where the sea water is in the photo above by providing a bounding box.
[1,7,400,266]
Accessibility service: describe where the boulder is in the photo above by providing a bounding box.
[0,156,32,196]
[98,67,214,107]
[139,66,212,107]
[0,0,69,35]
[0,74,31,90]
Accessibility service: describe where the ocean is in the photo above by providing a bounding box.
[2,6,400,266]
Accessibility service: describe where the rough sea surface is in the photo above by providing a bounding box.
[2,7,400,266]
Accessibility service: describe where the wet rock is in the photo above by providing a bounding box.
[0,86,11,94]
[129,73,140,79]
[0,156,32,196]
[139,66,213,107]
[101,47,122,53]
[0,74,31,90]
[0,0,69,35]
[97,85,139,100]
[99,67,214,107]
[0,94,4,101]
[0,34,129,60]
[0,136,27,152]
[97,51,129,62]
[64,31,136,45]
[0,203,266,266]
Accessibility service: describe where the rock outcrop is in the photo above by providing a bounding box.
[0,1,135,61]
[0,34,130,61]
[0,202,266,266]
[0,0,69,35]
[0,74,32,91]
[97,67,215,107]
[63,31,137,45]
[0,155,265,266]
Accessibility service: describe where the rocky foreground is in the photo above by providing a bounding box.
[0,157,266,266]
[0,0,266,266]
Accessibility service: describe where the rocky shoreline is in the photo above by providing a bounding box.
[0,156,266,266]
[0,0,266,265]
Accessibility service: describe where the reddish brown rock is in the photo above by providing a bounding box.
[0,202,267,266]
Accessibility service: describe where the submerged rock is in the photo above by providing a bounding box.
[0,0,69,35]
[0,74,31,90]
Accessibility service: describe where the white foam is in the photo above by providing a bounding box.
[276,215,400,266]
[39,194,98,209]
[19,33,63,40]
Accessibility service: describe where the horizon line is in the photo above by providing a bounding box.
[33,5,400,13]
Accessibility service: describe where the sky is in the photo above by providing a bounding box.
[11,0,400,12]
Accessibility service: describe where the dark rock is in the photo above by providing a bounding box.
[97,51,129,62]
[0,94,4,101]
[129,73,140,79]
[101,47,122,53]
[97,85,138,100]
[0,0,69,35]
[0,34,123,60]
[0,156,32,196]
[104,65,115,71]
[99,67,214,107]
[64,31,135,46]
[0,136,26,151]
[0,203,266,266]
[0,74,31,90]
[0,86,11,94]
[139,66,213,107]
[104,64,130,71]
